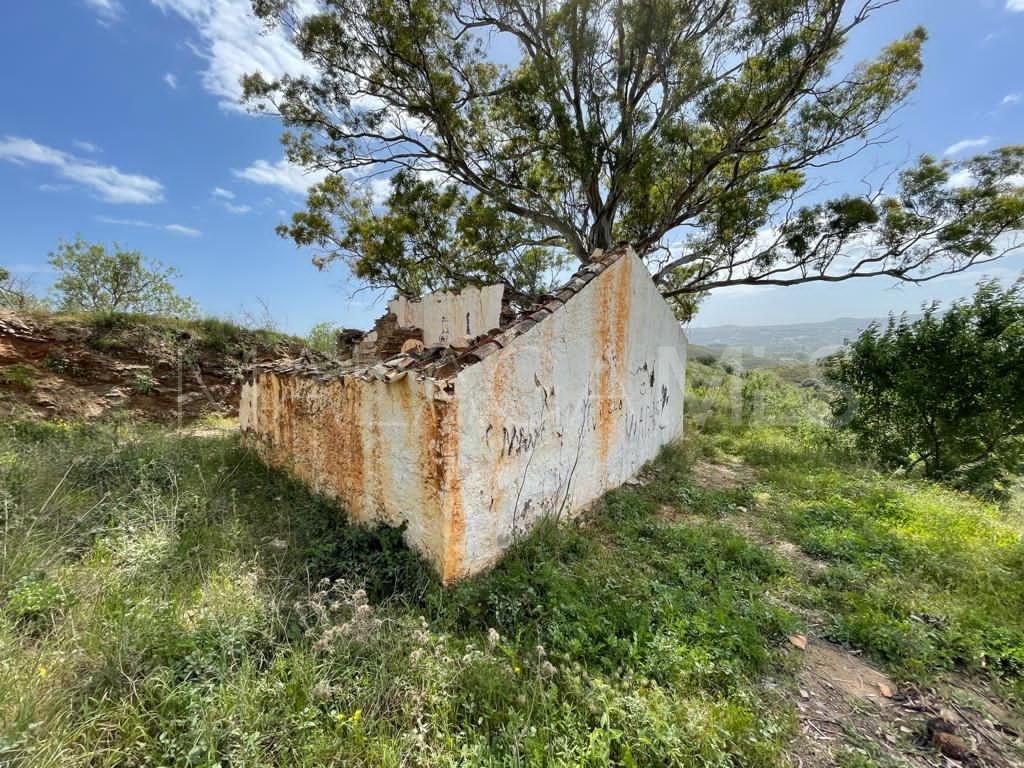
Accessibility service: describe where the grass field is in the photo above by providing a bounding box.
[1,362,1022,766]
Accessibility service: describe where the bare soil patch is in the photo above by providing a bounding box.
[691,457,757,489]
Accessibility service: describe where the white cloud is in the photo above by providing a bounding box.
[149,0,315,112]
[211,186,250,212]
[165,224,202,237]
[1007,0,1024,11]
[945,170,1024,190]
[1002,93,1022,106]
[96,216,154,227]
[232,158,326,195]
[369,178,391,205]
[73,140,100,153]
[347,176,393,206]
[943,137,990,156]
[945,169,976,189]
[84,0,123,23]
[96,216,202,237]
[164,72,178,89]
[0,136,163,204]
[38,183,72,193]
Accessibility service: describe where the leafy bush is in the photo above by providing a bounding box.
[41,352,82,377]
[305,322,339,358]
[826,278,1024,495]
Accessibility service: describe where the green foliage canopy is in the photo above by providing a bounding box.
[826,279,1024,493]
[305,321,339,357]
[48,237,197,317]
[245,0,1024,315]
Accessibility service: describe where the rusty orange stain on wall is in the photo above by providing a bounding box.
[326,378,365,514]
[437,397,464,584]
[593,260,615,464]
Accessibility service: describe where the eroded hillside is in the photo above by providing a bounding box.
[0,311,304,423]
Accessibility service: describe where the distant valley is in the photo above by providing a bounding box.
[685,315,919,362]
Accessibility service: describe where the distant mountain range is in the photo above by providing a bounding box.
[685,315,918,362]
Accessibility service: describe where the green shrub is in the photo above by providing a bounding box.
[129,367,158,395]
[0,364,34,390]
[5,572,67,630]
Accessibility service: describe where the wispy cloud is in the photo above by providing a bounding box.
[943,137,990,156]
[0,136,163,204]
[149,0,314,112]
[163,72,178,90]
[233,158,326,195]
[165,224,202,237]
[1002,92,1021,106]
[96,216,202,237]
[72,139,100,153]
[38,183,72,193]
[96,216,153,227]
[1008,0,1024,11]
[84,0,123,23]
[210,186,250,213]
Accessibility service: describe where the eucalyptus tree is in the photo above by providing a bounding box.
[245,0,1024,316]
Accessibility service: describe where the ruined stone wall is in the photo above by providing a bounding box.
[389,284,504,345]
[447,253,687,577]
[239,372,460,570]
[240,249,686,582]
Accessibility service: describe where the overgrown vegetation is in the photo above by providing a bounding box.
[688,359,1024,705]
[75,311,294,362]
[0,418,798,766]
[2,351,1022,766]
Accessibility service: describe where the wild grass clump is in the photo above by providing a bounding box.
[685,360,1024,704]
[0,418,796,766]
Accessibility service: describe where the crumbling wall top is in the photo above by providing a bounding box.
[251,244,632,386]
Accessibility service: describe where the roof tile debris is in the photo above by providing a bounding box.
[251,245,629,386]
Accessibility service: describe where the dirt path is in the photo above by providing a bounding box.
[678,458,1024,768]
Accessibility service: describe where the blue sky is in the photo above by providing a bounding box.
[1,0,1023,334]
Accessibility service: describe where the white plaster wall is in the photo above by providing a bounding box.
[239,372,456,570]
[450,252,688,577]
[240,250,687,582]
[389,284,504,345]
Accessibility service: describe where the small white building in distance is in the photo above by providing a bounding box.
[240,245,688,582]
